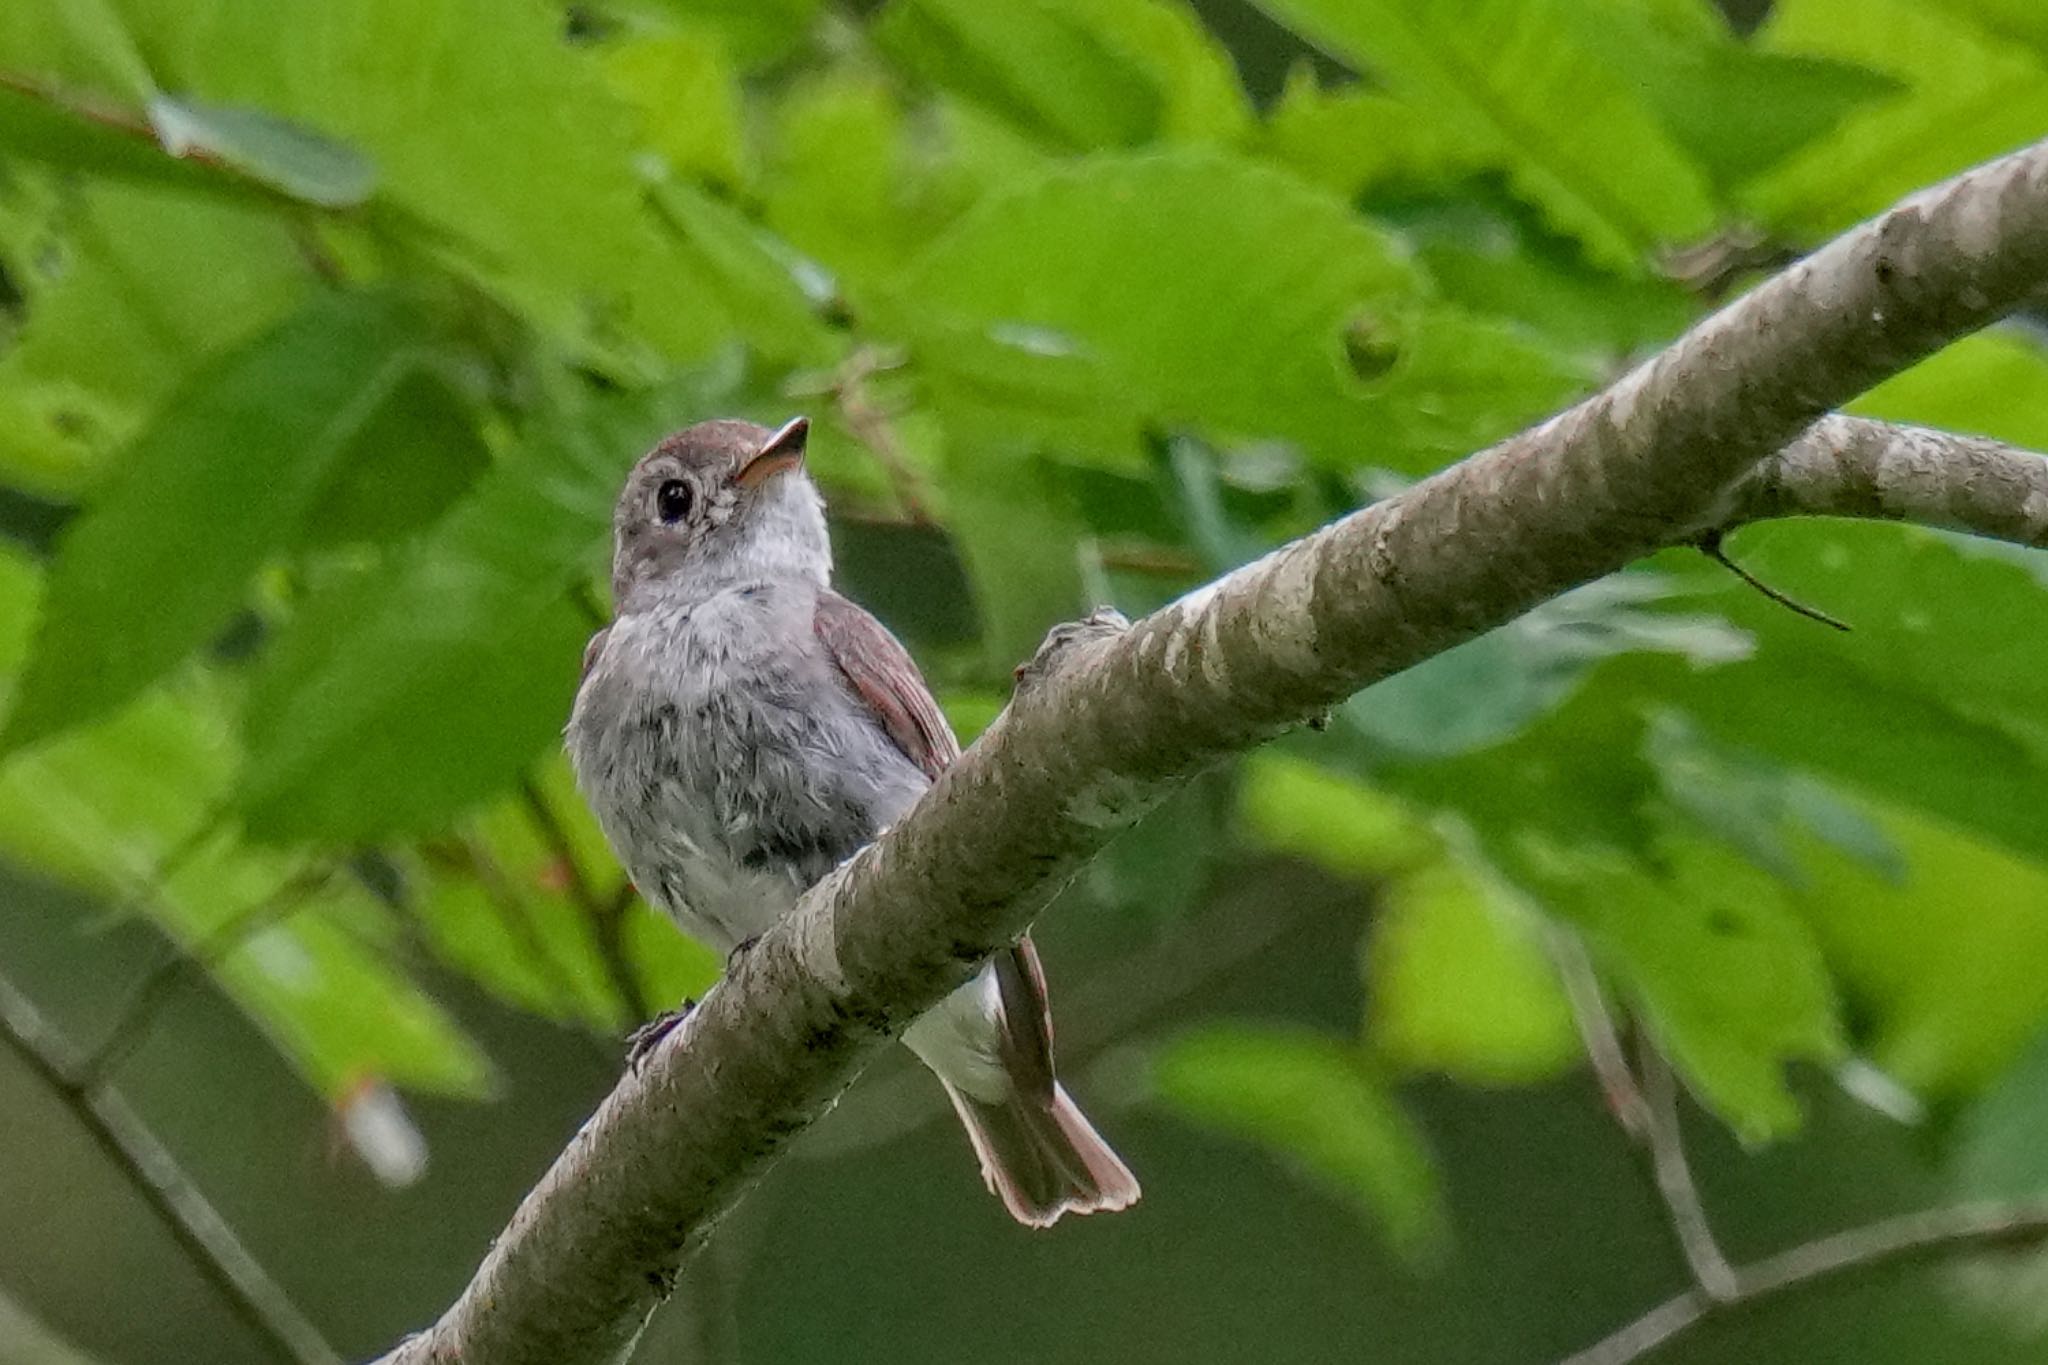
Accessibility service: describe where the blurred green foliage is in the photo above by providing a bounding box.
[3,0,2048,1310]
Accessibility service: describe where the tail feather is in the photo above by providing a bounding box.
[941,1079,1141,1228]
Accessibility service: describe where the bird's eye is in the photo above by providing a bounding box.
[655,479,694,525]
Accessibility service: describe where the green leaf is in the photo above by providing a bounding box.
[1745,0,2048,237]
[888,151,1579,472]
[1155,1024,1446,1260]
[1645,711,1904,886]
[405,769,632,1030]
[0,82,268,211]
[651,180,844,368]
[1794,803,2048,1101]
[892,147,1424,457]
[875,0,1251,151]
[761,72,917,289]
[1391,191,1700,359]
[114,0,734,365]
[1928,0,2048,59]
[602,30,750,189]
[1391,523,2048,886]
[1366,853,1578,1085]
[1537,836,1845,1141]
[144,94,377,207]
[298,367,493,550]
[1365,307,1596,464]
[1370,655,1667,864]
[759,72,1047,298]
[1239,752,1437,880]
[1251,0,1719,271]
[1660,522,2048,862]
[1851,329,2048,450]
[0,547,489,1097]
[1345,575,1750,759]
[2,290,424,752]
[613,0,825,70]
[238,381,716,842]
[213,885,494,1098]
[0,0,156,102]
[1561,0,1902,192]
[938,445,1089,669]
[1260,71,1485,201]
[1952,1026,2048,1201]
[0,180,309,495]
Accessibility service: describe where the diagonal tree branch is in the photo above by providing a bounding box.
[0,970,340,1365]
[380,139,2048,1365]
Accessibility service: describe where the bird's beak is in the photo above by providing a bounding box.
[736,416,809,489]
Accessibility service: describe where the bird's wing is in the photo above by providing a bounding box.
[578,625,610,687]
[813,589,961,780]
[815,591,1058,1099]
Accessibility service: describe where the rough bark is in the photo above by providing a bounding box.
[1718,414,2048,546]
[381,138,2048,1365]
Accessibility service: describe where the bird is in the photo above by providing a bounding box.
[565,415,1139,1227]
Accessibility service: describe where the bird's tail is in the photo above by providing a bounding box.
[938,1078,1141,1228]
[906,939,1139,1227]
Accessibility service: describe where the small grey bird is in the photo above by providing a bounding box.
[566,415,1139,1227]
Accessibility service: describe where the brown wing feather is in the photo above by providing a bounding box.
[578,625,610,687]
[813,591,1061,1096]
[813,589,960,780]
[992,940,1057,1100]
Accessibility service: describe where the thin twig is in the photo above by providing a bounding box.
[1548,928,1651,1139]
[1553,930,1738,1298]
[86,806,232,934]
[1695,531,1852,631]
[1097,542,1204,577]
[814,347,937,525]
[518,776,650,1022]
[435,835,619,1050]
[80,866,335,1088]
[0,969,342,1365]
[1562,1202,2048,1365]
[0,69,320,212]
[518,776,600,909]
[1638,1043,1738,1301]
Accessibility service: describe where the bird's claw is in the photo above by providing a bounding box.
[624,1001,695,1071]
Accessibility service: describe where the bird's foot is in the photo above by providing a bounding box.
[624,1001,696,1071]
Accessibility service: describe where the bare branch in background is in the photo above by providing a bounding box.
[517,775,649,1023]
[1549,929,1651,1140]
[79,866,336,1089]
[380,139,2048,1365]
[1552,931,1735,1298]
[0,970,340,1365]
[419,834,620,1063]
[807,346,938,525]
[1636,1045,1737,1302]
[1562,1202,2048,1365]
